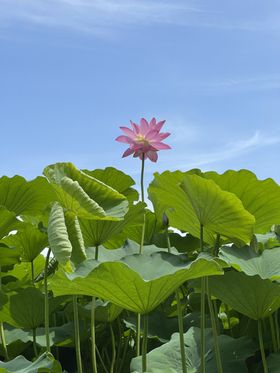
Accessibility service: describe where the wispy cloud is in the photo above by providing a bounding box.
[0,0,201,35]
[202,75,280,94]
[140,130,280,174]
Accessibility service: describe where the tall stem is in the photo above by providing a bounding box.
[258,319,268,373]
[44,248,51,353]
[137,155,146,357]
[91,245,99,373]
[139,155,146,255]
[109,323,116,373]
[31,260,35,285]
[73,295,83,373]
[136,314,141,356]
[165,227,171,253]
[0,323,9,361]
[200,224,205,373]
[269,314,277,353]
[91,297,98,373]
[142,314,148,373]
[0,265,9,361]
[275,310,280,351]
[176,290,187,373]
[207,279,223,373]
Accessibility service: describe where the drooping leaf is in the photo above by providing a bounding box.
[219,245,280,280]
[48,202,86,267]
[149,171,255,244]
[64,211,87,265]
[50,252,223,314]
[207,270,280,320]
[0,244,21,267]
[44,162,128,219]
[0,352,62,373]
[131,327,255,373]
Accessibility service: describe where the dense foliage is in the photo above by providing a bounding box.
[0,161,280,373]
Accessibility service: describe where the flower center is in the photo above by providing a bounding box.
[135,134,149,145]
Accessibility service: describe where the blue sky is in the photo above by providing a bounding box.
[1,0,280,188]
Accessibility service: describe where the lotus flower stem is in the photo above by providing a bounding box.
[109,323,116,373]
[269,314,277,353]
[200,224,206,373]
[176,290,187,373]
[142,314,148,372]
[207,280,223,373]
[91,296,98,373]
[275,310,280,351]
[258,319,268,373]
[73,295,83,373]
[139,154,146,255]
[44,248,51,353]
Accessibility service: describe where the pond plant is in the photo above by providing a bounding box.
[0,118,280,373]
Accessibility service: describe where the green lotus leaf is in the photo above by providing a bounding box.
[0,244,21,267]
[207,271,280,320]
[0,352,62,373]
[131,326,255,373]
[202,169,280,234]
[84,166,139,202]
[3,255,45,282]
[219,245,280,280]
[3,322,76,348]
[8,287,45,329]
[0,175,55,216]
[79,202,145,247]
[254,232,280,251]
[94,299,123,323]
[48,202,86,267]
[50,252,222,314]
[0,208,23,241]
[2,224,47,263]
[149,171,255,244]
[256,353,280,372]
[44,162,128,219]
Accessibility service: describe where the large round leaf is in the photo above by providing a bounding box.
[203,169,280,234]
[219,245,280,280]
[149,172,255,244]
[0,352,62,373]
[50,252,223,314]
[131,327,255,373]
[2,224,48,263]
[44,162,128,219]
[0,175,55,216]
[0,208,23,241]
[79,202,145,247]
[207,271,280,320]
[84,166,139,202]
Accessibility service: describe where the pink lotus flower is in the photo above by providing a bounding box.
[115,118,171,162]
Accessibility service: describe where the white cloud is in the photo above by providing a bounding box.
[137,130,280,175]
[0,0,201,35]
